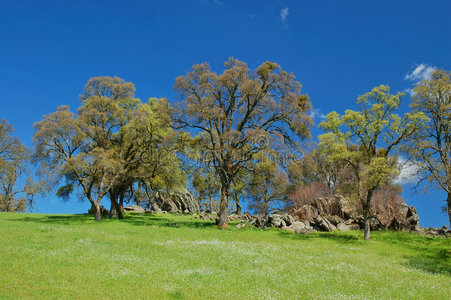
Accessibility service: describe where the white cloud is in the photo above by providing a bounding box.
[405,63,436,81]
[393,156,420,185]
[404,88,416,97]
[280,7,289,21]
[309,108,326,121]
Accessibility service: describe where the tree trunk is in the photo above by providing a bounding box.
[362,190,374,241]
[363,211,370,241]
[94,202,102,221]
[117,196,124,219]
[234,196,242,215]
[218,184,229,228]
[447,192,451,227]
[110,199,117,218]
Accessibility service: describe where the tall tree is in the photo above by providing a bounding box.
[174,58,312,228]
[318,85,426,240]
[407,70,451,226]
[33,77,186,220]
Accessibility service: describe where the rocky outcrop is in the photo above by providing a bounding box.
[151,190,200,213]
[124,205,145,213]
[420,226,451,237]
[388,205,420,232]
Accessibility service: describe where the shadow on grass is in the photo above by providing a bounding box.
[404,248,451,276]
[8,214,94,225]
[373,231,451,276]
[123,214,216,229]
[8,213,217,229]
[278,230,362,244]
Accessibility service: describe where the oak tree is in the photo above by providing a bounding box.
[408,70,451,226]
[174,58,312,227]
[318,85,426,240]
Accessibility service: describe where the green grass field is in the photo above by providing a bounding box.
[0,212,450,299]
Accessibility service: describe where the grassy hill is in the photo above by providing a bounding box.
[0,212,450,299]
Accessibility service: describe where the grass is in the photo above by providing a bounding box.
[0,212,450,299]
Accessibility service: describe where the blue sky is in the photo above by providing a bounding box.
[0,0,450,227]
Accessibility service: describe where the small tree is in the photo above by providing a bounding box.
[247,158,290,216]
[174,58,312,227]
[407,70,451,226]
[0,119,42,212]
[318,85,426,240]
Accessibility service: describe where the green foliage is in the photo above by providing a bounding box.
[33,77,187,219]
[174,58,312,226]
[407,69,451,225]
[0,119,42,212]
[247,158,289,215]
[318,85,427,239]
[0,212,449,299]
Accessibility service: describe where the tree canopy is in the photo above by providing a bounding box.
[174,58,312,227]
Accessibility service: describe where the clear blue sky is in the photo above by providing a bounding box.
[1,0,450,227]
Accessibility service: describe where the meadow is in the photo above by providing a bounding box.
[0,212,450,299]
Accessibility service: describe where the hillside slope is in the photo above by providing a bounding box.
[0,212,449,299]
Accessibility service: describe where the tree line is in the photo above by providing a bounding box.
[0,58,449,240]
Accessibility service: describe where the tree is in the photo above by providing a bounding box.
[192,165,221,212]
[407,70,451,226]
[174,58,312,228]
[247,158,290,216]
[318,85,426,240]
[0,119,42,212]
[33,77,186,220]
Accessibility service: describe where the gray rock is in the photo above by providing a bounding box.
[337,222,349,232]
[152,190,200,213]
[314,216,336,231]
[124,205,145,213]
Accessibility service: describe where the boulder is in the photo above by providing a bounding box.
[313,215,336,232]
[388,217,400,230]
[266,214,286,228]
[124,205,145,213]
[369,217,383,231]
[325,215,343,226]
[337,222,350,232]
[296,205,318,220]
[264,213,295,228]
[152,190,200,213]
[199,211,214,221]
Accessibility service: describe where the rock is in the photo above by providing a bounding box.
[150,203,162,213]
[235,223,246,228]
[199,211,213,220]
[296,205,319,221]
[347,223,360,230]
[406,206,420,231]
[325,215,343,226]
[314,216,336,231]
[124,205,145,213]
[337,222,350,232]
[263,213,295,228]
[266,214,286,228]
[152,190,200,213]
[291,221,306,232]
[399,203,409,218]
[388,217,400,230]
[369,217,383,231]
